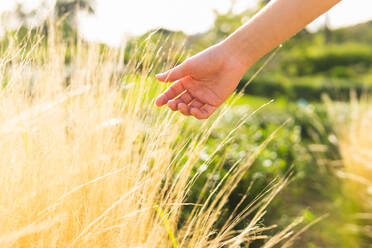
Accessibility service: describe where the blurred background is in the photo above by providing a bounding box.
[1,0,372,247]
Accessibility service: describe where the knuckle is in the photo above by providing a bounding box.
[182,58,193,70]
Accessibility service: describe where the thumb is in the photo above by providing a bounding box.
[156,59,191,82]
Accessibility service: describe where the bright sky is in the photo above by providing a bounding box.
[1,0,372,46]
[77,0,259,45]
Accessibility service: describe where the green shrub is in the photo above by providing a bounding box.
[240,74,372,101]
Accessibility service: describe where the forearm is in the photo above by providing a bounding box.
[221,0,341,68]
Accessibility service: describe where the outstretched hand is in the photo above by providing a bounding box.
[155,44,247,119]
[155,0,342,119]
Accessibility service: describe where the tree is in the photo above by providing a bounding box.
[2,0,95,30]
[53,0,96,37]
[55,0,95,22]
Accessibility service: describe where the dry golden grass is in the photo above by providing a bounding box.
[327,93,372,240]
[0,25,303,247]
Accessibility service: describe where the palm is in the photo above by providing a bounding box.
[184,78,224,105]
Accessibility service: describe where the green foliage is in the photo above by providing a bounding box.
[280,43,372,77]
[55,0,95,18]
[242,74,371,101]
[332,21,372,44]
[240,22,372,101]
[186,101,360,247]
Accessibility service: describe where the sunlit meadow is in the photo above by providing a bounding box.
[0,23,309,247]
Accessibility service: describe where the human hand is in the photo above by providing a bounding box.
[155,44,248,119]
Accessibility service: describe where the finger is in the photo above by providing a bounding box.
[190,104,217,120]
[189,99,204,109]
[167,92,193,111]
[156,60,191,82]
[178,102,191,116]
[177,93,193,115]
[155,79,186,106]
[167,100,178,111]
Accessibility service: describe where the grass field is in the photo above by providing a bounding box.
[0,17,371,247]
[0,24,315,248]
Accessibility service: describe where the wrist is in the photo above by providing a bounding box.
[218,35,257,72]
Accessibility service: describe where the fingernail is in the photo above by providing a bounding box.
[156,72,165,78]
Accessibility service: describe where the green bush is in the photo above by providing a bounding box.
[240,74,372,101]
[306,43,372,73]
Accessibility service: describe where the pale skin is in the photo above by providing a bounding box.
[155,0,342,119]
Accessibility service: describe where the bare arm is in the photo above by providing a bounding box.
[155,0,342,119]
[223,0,342,68]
